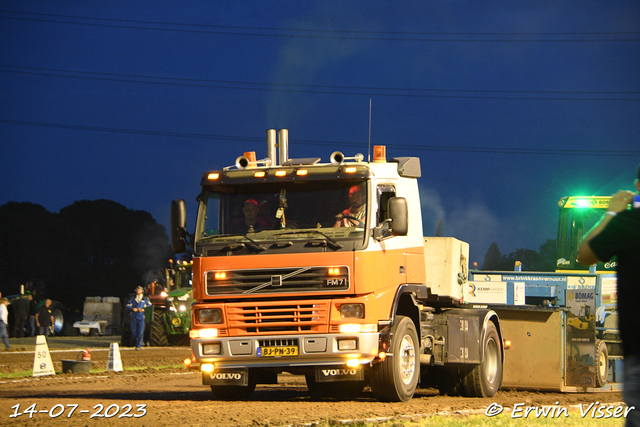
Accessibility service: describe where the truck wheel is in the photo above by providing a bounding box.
[462,322,502,397]
[370,315,419,402]
[437,367,462,396]
[150,311,169,346]
[595,339,609,388]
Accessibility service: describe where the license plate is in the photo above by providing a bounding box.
[258,346,299,357]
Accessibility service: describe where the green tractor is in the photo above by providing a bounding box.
[121,260,192,347]
[148,260,193,346]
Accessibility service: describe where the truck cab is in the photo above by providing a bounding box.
[172,130,502,401]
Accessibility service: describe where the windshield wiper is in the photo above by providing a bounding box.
[242,234,267,253]
[275,230,343,250]
[203,233,266,253]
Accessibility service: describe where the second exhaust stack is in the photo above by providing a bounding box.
[267,128,289,166]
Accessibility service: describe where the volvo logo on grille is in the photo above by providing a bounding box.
[271,275,282,286]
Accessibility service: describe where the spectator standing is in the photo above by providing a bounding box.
[12,293,29,338]
[35,299,54,338]
[27,293,37,337]
[0,298,10,349]
[126,286,152,350]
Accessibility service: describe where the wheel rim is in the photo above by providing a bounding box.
[53,309,64,334]
[598,349,607,379]
[484,337,499,384]
[399,334,416,385]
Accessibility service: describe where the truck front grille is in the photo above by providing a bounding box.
[205,266,349,295]
[226,300,329,335]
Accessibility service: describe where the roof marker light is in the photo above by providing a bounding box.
[207,172,220,180]
[296,169,308,176]
[254,171,266,178]
[373,145,386,162]
[275,170,287,177]
[345,167,357,174]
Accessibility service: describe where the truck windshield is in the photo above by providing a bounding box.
[195,179,368,249]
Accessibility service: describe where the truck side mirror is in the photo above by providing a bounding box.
[388,197,408,236]
[374,197,408,241]
[170,199,187,254]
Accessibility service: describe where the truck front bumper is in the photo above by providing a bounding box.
[191,332,380,369]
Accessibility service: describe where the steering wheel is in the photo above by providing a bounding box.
[340,215,365,228]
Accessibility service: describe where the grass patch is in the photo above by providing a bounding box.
[313,411,628,426]
[0,370,34,379]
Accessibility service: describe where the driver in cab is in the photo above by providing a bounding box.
[334,185,366,227]
[231,199,267,234]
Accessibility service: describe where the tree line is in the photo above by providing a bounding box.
[479,239,556,272]
[0,200,173,311]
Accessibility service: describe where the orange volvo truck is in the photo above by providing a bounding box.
[170,129,503,401]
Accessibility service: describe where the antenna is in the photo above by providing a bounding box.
[368,98,372,162]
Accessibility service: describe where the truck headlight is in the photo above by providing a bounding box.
[198,308,222,324]
[340,303,364,319]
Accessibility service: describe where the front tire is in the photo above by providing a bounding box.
[462,321,502,397]
[370,315,419,402]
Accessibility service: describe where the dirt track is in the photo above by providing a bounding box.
[0,336,627,426]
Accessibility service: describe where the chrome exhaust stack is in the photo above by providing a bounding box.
[278,129,289,166]
[267,129,277,167]
[227,128,291,169]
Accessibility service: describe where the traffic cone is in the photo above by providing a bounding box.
[107,342,123,372]
[81,349,91,361]
[32,335,55,377]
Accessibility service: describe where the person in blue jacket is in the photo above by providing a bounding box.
[126,286,152,350]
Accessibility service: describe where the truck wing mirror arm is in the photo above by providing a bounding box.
[373,218,393,241]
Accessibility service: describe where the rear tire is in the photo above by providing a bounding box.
[437,366,462,396]
[150,311,169,346]
[369,315,419,402]
[461,322,502,397]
